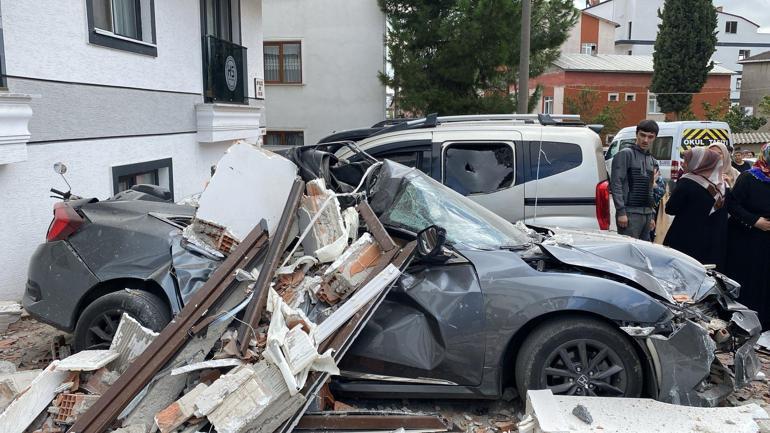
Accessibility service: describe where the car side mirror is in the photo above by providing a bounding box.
[53,162,67,175]
[417,225,447,258]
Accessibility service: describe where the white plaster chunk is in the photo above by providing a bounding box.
[55,349,119,371]
[193,365,255,417]
[0,369,42,412]
[170,358,244,376]
[0,361,68,433]
[342,207,360,242]
[526,389,770,433]
[194,142,298,240]
[0,301,22,333]
[109,313,159,373]
[284,326,318,375]
[298,178,348,263]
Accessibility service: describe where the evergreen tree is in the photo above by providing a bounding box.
[650,0,717,119]
[379,0,577,116]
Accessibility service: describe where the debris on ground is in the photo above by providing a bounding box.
[0,302,22,333]
[523,389,769,433]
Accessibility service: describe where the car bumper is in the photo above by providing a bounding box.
[643,305,761,407]
[23,241,99,332]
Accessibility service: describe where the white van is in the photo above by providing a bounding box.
[605,121,732,181]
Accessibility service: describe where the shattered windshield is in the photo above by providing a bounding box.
[374,164,531,250]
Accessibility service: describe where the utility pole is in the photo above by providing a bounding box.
[517,0,531,114]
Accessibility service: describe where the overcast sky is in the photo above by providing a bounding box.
[573,0,770,32]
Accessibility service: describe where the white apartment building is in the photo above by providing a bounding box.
[0,0,266,301]
[262,0,386,146]
[585,0,770,101]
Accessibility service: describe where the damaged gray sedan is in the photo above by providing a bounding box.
[333,161,760,407]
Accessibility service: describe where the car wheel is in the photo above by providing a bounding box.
[74,290,171,352]
[515,317,643,399]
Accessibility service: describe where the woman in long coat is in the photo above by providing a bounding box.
[663,147,728,271]
[726,144,770,329]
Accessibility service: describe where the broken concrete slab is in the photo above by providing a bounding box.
[0,302,22,334]
[154,383,208,433]
[109,313,159,374]
[193,365,255,417]
[81,368,120,395]
[55,350,119,372]
[0,361,68,433]
[194,142,298,241]
[0,369,43,411]
[320,233,383,304]
[525,389,770,433]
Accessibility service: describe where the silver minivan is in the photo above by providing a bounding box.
[334,115,611,230]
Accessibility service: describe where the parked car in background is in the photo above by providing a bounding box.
[324,114,611,230]
[605,121,732,182]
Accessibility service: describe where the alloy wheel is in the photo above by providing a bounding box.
[84,309,123,350]
[541,339,628,397]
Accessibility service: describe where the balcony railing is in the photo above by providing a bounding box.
[204,35,248,104]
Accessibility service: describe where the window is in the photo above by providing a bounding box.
[443,143,514,195]
[265,131,304,146]
[203,0,241,44]
[111,158,173,196]
[543,96,554,114]
[625,93,636,102]
[86,0,157,56]
[743,106,754,115]
[739,49,751,60]
[647,93,662,114]
[627,21,632,39]
[581,43,597,55]
[650,136,673,160]
[264,41,302,84]
[529,142,582,180]
[725,21,738,34]
[736,77,742,90]
[608,93,619,102]
[375,150,431,174]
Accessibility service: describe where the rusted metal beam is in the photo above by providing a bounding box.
[296,412,448,431]
[356,202,396,252]
[68,226,270,433]
[237,177,305,356]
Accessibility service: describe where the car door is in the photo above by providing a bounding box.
[364,140,432,174]
[433,130,525,224]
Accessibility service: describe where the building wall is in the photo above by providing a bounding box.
[0,0,265,301]
[586,0,770,100]
[262,0,386,145]
[562,12,617,55]
[533,70,731,128]
[740,61,770,131]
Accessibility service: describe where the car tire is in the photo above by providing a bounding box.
[515,316,643,399]
[74,290,171,352]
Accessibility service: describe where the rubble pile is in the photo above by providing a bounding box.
[0,142,443,433]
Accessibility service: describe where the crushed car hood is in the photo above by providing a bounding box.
[538,227,709,302]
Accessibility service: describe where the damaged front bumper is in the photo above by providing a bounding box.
[636,303,761,407]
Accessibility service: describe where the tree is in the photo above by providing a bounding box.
[564,87,625,140]
[702,99,768,133]
[650,0,717,119]
[759,95,770,118]
[379,0,578,116]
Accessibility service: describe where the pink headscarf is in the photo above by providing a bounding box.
[681,147,724,213]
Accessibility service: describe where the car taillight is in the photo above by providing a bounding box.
[671,160,681,181]
[46,202,84,242]
[595,180,610,230]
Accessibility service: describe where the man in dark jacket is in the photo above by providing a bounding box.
[732,147,752,173]
[610,120,659,240]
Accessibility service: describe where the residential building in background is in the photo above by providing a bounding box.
[532,54,732,141]
[0,0,265,301]
[561,10,619,56]
[262,0,386,146]
[583,0,770,102]
[739,50,770,132]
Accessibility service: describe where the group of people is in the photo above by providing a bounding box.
[610,120,770,328]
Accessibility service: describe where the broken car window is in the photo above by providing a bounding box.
[379,168,531,250]
[443,143,514,195]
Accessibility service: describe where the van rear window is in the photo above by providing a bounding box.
[529,142,582,180]
[650,136,673,160]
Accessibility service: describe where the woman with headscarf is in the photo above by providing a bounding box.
[726,143,770,329]
[663,147,728,271]
[709,142,740,188]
